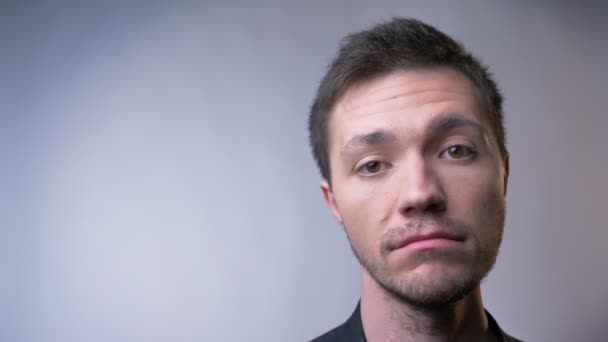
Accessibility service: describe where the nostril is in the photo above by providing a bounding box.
[401,197,446,215]
[426,201,446,213]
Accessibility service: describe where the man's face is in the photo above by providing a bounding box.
[321,68,509,307]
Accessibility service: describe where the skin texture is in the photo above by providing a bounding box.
[320,67,509,341]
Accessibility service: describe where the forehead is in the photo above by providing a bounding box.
[329,67,486,148]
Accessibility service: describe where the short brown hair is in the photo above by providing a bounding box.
[308,17,506,184]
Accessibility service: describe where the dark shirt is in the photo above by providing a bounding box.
[310,302,523,342]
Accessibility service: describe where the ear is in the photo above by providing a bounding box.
[502,153,510,196]
[320,179,344,226]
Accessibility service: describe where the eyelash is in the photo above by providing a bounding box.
[439,144,477,160]
[356,160,389,176]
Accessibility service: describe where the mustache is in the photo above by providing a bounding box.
[380,216,467,254]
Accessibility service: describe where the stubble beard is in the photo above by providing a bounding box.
[344,211,505,310]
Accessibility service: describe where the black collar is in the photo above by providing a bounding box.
[310,301,522,342]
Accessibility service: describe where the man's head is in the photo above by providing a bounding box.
[308,18,509,308]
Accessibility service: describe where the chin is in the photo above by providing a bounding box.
[378,263,484,309]
[350,236,497,309]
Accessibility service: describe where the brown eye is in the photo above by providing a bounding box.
[364,161,382,173]
[443,145,475,159]
[448,146,465,158]
[356,160,390,176]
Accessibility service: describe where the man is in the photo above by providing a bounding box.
[308,18,521,341]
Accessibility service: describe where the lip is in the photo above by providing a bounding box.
[392,232,465,251]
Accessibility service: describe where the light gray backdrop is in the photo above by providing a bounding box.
[3,1,607,341]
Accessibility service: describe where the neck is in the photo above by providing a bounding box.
[359,268,496,342]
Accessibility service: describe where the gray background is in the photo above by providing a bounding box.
[3,1,607,341]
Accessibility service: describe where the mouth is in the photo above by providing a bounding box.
[392,232,466,251]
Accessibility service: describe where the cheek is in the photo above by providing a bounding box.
[442,164,505,219]
[334,179,397,237]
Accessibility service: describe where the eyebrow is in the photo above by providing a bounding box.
[339,113,483,157]
[340,130,397,156]
[427,114,483,134]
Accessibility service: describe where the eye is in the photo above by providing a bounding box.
[357,161,387,175]
[441,145,476,160]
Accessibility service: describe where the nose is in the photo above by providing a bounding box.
[397,155,446,216]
